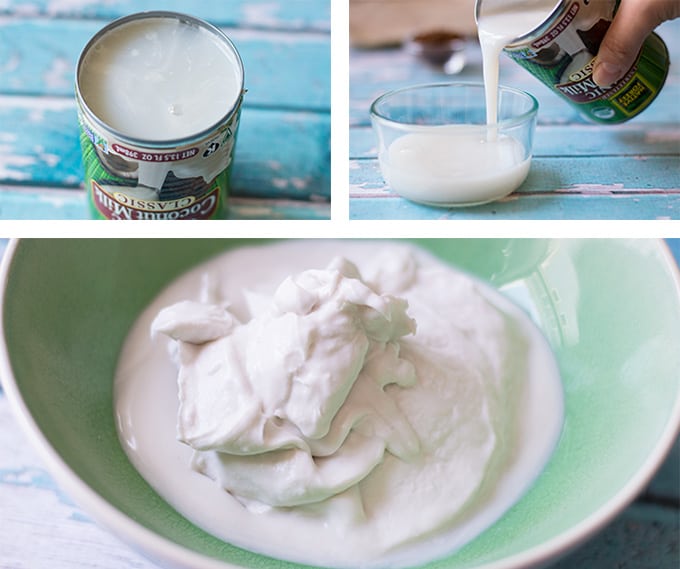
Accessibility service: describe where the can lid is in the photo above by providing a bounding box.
[76,11,245,146]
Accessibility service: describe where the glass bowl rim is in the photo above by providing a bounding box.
[369,82,539,130]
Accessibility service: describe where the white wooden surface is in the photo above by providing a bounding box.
[0,397,159,569]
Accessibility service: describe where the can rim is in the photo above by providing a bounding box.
[474,0,567,46]
[75,10,245,148]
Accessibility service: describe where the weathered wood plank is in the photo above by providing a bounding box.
[0,185,330,219]
[0,395,161,569]
[225,196,330,220]
[0,0,330,31]
[0,97,330,199]
[350,156,680,196]
[236,110,330,200]
[0,97,79,185]
[0,20,330,111]
[350,124,680,159]
[349,193,680,220]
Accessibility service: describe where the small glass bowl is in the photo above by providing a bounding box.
[370,82,538,207]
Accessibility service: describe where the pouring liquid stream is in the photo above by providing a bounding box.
[477,0,557,139]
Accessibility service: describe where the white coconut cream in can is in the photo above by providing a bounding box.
[76,11,245,220]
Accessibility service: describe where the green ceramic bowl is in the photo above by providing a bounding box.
[1,239,679,569]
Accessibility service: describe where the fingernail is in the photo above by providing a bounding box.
[593,61,623,87]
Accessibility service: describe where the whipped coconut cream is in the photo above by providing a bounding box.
[151,259,420,509]
[114,241,563,568]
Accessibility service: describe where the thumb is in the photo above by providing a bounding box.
[593,1,663,87]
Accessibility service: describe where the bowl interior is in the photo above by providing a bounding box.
[2,239,679,569]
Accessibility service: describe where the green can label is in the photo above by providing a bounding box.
[77,101,241,220]
[505,0,669,123]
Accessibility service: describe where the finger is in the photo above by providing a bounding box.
[593,0,665,87]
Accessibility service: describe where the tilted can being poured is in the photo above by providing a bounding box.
[76,11,245,220]
[476,0,669,124]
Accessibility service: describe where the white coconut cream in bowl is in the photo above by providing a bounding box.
[1,239,679,569]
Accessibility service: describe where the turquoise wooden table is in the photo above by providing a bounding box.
[0,0,330,220]
[350,19,680,220]
[0,238,678,568]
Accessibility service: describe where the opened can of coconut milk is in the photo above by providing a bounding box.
[76,11,245,220]
[477,0,669,124]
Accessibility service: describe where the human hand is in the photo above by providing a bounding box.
[593,0,680,86]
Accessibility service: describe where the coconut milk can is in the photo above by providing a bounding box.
[76,11,245,219]
[476,0,669,123]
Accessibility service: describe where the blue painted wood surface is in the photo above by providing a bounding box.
[0,0,330,219]
[0,239,678,568]
[0,1,331,31]
[350,19,680,220]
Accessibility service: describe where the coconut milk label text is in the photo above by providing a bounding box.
[78,106,241,220]
[502,0,669,123]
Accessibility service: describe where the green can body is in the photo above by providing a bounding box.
[503,0,669,123]
[75,11,245,220]
[76,107,242,220]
